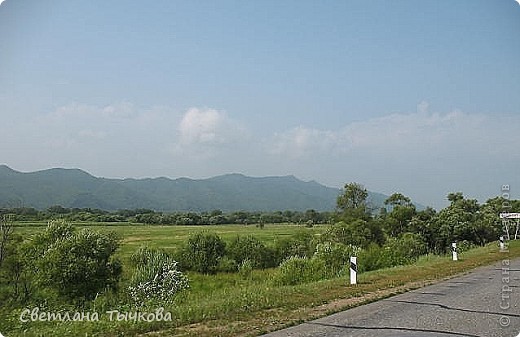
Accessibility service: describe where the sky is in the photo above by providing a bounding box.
[0,0,519,209]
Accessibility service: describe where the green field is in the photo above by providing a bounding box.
[4,222,520,337]
[13,222,323,258]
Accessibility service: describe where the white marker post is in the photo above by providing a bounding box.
[452,242,458,261]
[350,256,357,285]
[499,236,505,251]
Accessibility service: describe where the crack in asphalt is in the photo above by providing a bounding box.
[385,299,520,318]
[306,321,482,337]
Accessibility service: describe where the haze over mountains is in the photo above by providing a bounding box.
[0,165,396,212]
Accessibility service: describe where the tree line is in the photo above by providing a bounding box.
[0,206,332,226]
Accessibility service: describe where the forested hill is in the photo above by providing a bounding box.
[0,165,392,212]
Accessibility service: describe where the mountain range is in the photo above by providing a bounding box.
[0,165,394,212]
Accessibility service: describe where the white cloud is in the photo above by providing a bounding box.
[269,126,347,158]
[171,108,250,161]
[180,108,223,145]
[269,108,509,159]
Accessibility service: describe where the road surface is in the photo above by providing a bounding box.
[263,258,520,337]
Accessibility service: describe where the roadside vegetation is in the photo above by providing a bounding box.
[0,184,519,336]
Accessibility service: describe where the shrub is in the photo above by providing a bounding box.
[217,256,238,273]
[313,242,360,277]
[227,235,275,269]
[358,243,388,272]
[274,231,316,264]
[128,246,188,304]
[358,233,428,272]
[26,220,122,300]
[384,232,428,265]
[274,256,326,286]
[323,220,385,248]
[180,232,226,274]
[456,240,476,253]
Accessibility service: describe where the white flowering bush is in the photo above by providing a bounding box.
[128,246,189,304]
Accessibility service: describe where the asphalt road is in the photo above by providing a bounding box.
[263,258,520,337]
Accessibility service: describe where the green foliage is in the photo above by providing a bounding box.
[227,235,275,269]
[26,220,122,300]
[216,256,239,273]
[358,244,388,272]
[274,256,327,286]
[384,233,427,264]
[313,242,359,277]
[128,246,189,304]
[433,193,495,251]
[238,259,254,279]
[180,232,226,274]
[336,182,370,221]
[381,193,417,237]
[384,193,412,207]
[0,233,32,303]
[358,233,427,272]
[274,230,316,264]
[456,240,477,253]
[324,220,384,247]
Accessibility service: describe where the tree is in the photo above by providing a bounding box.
[407,207,439,253]
[447,192,464,204]
[433,193,494,249]
[383,193,416,237]
[336,182,370,221]
[384,193,412,208]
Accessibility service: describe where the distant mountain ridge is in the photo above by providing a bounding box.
[0,165,398,212]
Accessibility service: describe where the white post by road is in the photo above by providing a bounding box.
[499,236,505,251]
[350,256,357,285]
[452,242,458,261]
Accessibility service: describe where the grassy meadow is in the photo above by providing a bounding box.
[3,222,520,337]
[13,221,322,260]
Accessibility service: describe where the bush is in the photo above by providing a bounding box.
[358,243,388,272]
[227,235,275,269]
[128,246,189,304]
[456,240,476,253]
[217,256,238,273]
[313,242,360,277]
[274,256,326,286]
[274,231,316,264]
[384,232,428,265]
[323,220,385,248]
[358,233,428,272]
[25,220,122,301]
[180,232,226,274]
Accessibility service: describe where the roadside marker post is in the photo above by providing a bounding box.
[350,256,357,285]
[499,236,505,251]
[452,242,458,261]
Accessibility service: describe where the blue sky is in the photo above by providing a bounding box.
[1,0,519,208]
